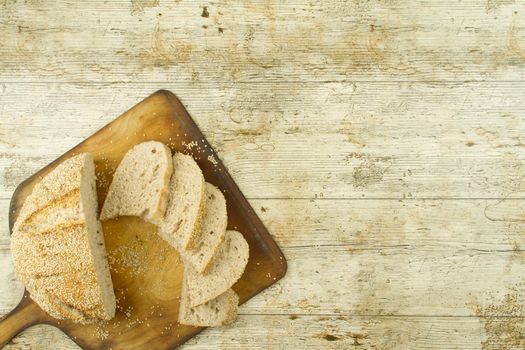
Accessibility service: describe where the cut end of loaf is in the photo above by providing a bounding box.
[81,155,116,319]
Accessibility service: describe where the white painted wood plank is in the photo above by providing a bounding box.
[3,196,523,317]
[4,197,525,251]
[2,244,524,317]
[1,1,524,82]
[0,248,24,316]
[3,325,79,350]
[242,247,525,317]
[0,199,10,247]
[2,315,493,350]
[251,198,525,251]
[2,82,525,199]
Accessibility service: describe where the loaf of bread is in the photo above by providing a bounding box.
[158,153,206,251]
[11,153,116,323]
[185,230,249,307]
[100,141,173,225]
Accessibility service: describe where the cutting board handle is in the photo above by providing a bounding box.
[0,291,47,348]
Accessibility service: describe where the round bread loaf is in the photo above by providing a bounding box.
[11,153,116,323]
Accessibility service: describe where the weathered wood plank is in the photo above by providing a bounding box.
[0,248,24,315]
[251,198,525,251]
[2,314,495,350]
[3,196,525,253]
[4,195,524,318]
[4,194,525,250]
[3,244,525,317]
[5,197,525,251]
[1,325,79,350]
[2,82,525,199]
[0,199,9,246]
[0,1,524,83]
[241,247,525,317]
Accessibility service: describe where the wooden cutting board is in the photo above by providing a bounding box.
[0,90,287,349]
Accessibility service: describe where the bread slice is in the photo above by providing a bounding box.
[158,153,206,251]
[100,141,173,225]
[179,276,238,327]
[11,153,116,323]
[186,230,249,307]
[179,183,227,274]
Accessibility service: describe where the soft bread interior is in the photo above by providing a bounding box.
[80,154,116,319]
[180,183,227,274]
[100,141,173,225]
[159,153,206,251]
[179,276,239,327]
[186,230,249,307]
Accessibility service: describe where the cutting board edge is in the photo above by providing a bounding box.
[4,89,288,349]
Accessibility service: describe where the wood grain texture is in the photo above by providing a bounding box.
[2,0,525,348]
[2,82,525,199]
[4,197,525,252]
[1,244,524,317]
[1,1,525,82]
[0,315,495,350]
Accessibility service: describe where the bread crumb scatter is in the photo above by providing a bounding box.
[94,321,110,340]
[182,140,198,151]
[207,154,218,166]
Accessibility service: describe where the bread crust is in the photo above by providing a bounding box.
[180,183,227,274]
[159,153,206,251]
[186,230,249,307]
[146,143,173,225]
[11,153,115,324]
[178,280,239,327]
[185,175,207,250]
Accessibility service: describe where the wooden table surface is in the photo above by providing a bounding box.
[1,1,525,349]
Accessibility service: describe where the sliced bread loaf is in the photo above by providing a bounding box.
[179,278,238,327]
[186,230,249,307]
[100,141,173,225]
[158,153,205,251]
[11,153,116,323]
[180,183,227,274]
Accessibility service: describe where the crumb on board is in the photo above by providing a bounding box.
[107,237,157,277]
[182,140,198,151]
[94,321,110,340]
